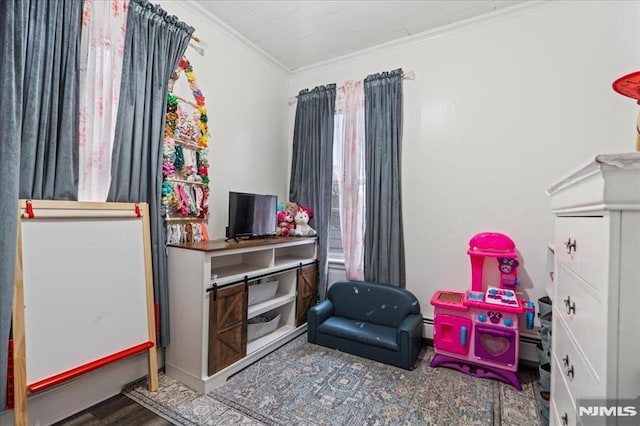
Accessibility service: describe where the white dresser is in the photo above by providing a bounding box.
[546,153,640,426]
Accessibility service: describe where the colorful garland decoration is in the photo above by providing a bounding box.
[162,56,211,244]
[178,58,208,148]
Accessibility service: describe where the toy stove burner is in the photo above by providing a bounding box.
[485,287,518,306]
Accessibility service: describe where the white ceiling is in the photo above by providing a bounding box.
[193,0,531,72]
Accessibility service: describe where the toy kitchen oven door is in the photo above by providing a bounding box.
[473,303,519,367]
[430,232,534,390]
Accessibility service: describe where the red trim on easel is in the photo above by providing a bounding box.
[25,200,34,218]
[26,341,154,393]
[135,204,141,217]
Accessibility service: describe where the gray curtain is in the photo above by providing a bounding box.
[107,0,193,348]
[363,69,405,287]
[289,85,336,299]
[0,0,82,410]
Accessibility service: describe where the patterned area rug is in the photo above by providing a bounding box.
[123,336,541,425]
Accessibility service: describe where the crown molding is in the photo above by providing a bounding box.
[182,0,565,75]
[184,0,292,74]
[291,0,565,74]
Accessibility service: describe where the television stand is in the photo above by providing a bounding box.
[225,235,278,243]
[165,237,318,394]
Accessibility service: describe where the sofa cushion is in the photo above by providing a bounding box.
[328,281,420,328]
[316,317,399,351]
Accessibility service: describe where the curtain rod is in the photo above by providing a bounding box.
[288,70,415,105]
[188,34,206,56]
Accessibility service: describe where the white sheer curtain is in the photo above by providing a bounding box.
[334,81,365,280]
[78,0,129,201]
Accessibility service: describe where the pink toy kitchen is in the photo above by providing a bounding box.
[430,232,535,390]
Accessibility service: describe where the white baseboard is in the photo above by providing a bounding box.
[0,350,162,426]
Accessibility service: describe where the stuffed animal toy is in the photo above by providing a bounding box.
[276,204,285,236]
[277,209,296,236]
[293,208,317,237]
[276,203,285,237]
[285,201,298,216]
[298,205,313,219]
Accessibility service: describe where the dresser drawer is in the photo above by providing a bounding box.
[554,264,606,381]
[550,357,577,426]
[552,311,603,397]
[554,216,607,292]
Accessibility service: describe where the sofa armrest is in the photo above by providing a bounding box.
[307,300,334,343]
[398,313,423,338]
[397,313,424,369]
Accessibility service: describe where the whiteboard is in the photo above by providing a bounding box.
[19,204,152,386]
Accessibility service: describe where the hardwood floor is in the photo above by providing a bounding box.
[52,394,171,426]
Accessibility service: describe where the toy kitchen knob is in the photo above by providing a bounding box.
[478,314,487,322]
[503,318,513,327]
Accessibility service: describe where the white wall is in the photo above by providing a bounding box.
[159,0,291,239]
[288,0,640,336]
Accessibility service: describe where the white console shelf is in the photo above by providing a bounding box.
[248,294,296,318]
[165,237,317,394]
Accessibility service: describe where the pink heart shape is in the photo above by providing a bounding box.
[480,334,510,356]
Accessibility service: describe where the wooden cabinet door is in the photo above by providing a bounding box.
[296,263,318,326]
[208,283,247,376]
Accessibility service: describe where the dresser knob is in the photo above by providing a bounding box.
[564,296,576,315]
[564,237,577,255]
[561,412,569,425]
[564,237,577,254]
[566,364,574,379]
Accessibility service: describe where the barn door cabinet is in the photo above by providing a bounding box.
[166,237,317,393]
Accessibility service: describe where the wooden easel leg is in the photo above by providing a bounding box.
[141,203,159,392]
[13,213,28,426]
[147,348,159,391]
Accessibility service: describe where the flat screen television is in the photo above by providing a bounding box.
[226,191,277,240]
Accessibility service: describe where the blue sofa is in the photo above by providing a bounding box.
[307,280,423,370]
